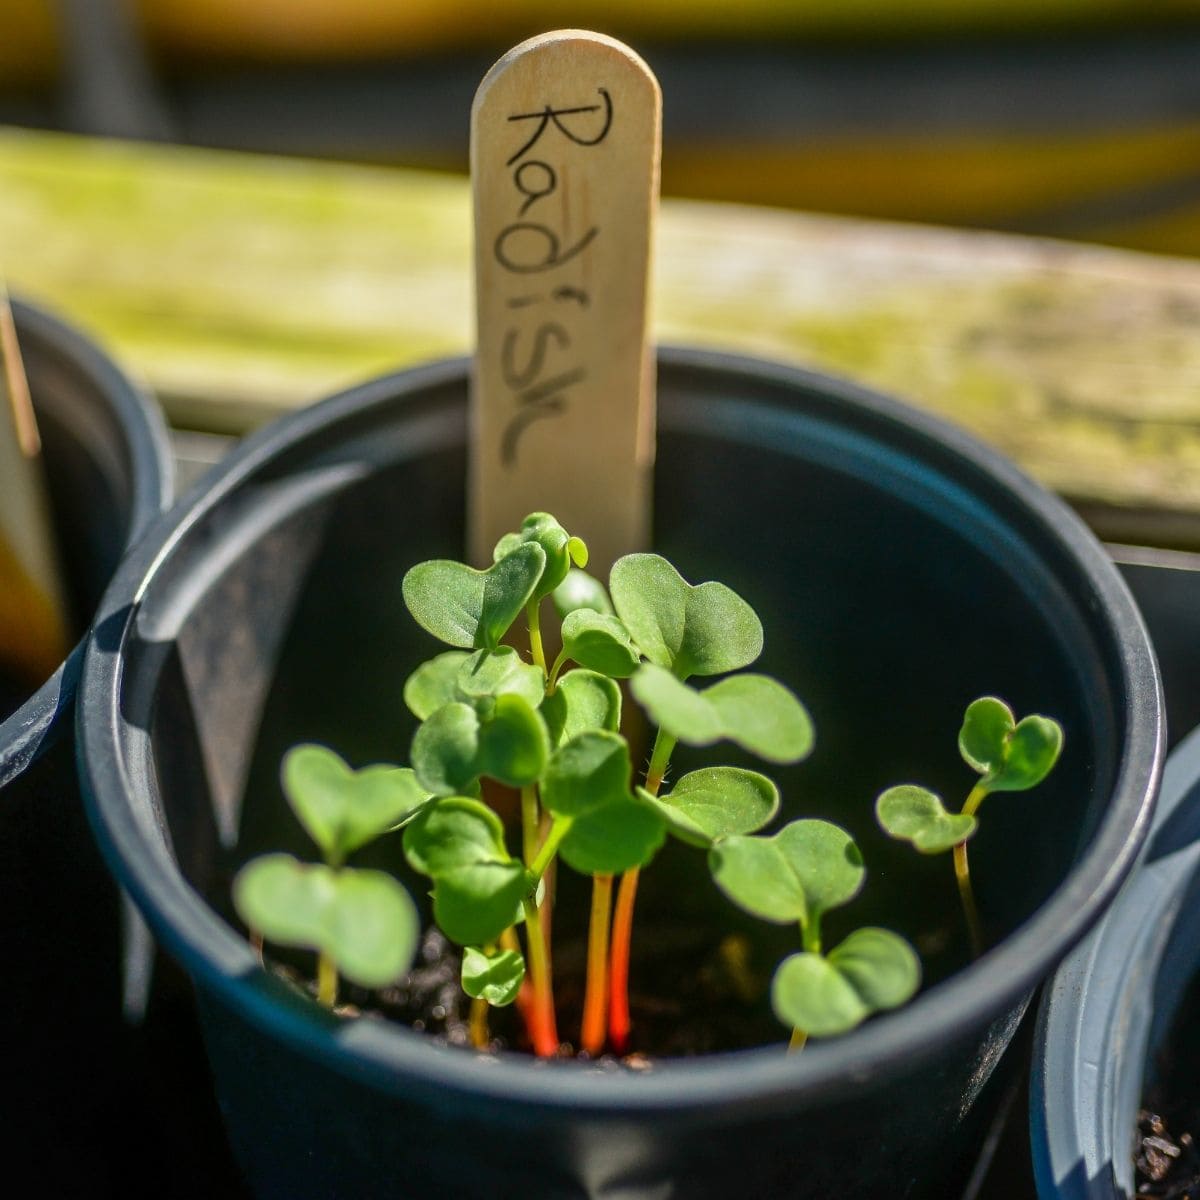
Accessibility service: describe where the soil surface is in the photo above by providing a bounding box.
[329,920,778,1061]
[279,897,962,1064]
[1137,974,1200,1197]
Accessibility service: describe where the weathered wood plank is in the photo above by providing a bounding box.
[3,126,1200,543]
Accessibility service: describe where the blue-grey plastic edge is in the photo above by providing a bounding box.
[1032,722,1200,1198]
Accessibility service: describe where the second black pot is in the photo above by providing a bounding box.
[80,349,1160,1199]
[0,299,172,1181]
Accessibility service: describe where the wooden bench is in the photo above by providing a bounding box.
[3,125,1200,547]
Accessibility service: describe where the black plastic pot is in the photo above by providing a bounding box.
[80,350,1161,1199]
[1031,725,1200,1198]
[0,300,172,1177]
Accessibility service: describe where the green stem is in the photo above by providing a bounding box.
[469,996,490,1049]
[546,647,569,692]
[954,783,989,958]
[317,950,338,1008]
[529,817,572,881]
[521,784,539,866]
[527,599,548,678]
[788,1027,809,1054]
[801,916,822,956]
[644,728,677,796]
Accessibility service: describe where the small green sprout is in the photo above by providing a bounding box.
[232,745,427,1006]
[710,819,920,1048]
[876,696,1064,956]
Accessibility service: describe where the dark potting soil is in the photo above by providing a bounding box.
[1136,973,1200,1197]
[283,876,964,1063]
[323,921,775,1060]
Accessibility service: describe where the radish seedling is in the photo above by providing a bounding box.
[876,696,1063,956]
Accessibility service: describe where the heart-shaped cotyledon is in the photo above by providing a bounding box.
[875,785,977,854]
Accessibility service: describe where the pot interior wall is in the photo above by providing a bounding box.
[142,364,1116,1055]
[0,316,140,717]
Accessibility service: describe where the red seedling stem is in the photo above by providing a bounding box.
[607,866,639,1054]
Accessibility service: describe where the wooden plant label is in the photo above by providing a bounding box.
[0,288,69,684]
[470,30,661,574]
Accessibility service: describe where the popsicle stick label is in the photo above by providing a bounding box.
[470,30,661,573]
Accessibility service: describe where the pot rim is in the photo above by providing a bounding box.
[1030,722,1200,1197]
[0,297,173,787]
[79,346,1163,1115]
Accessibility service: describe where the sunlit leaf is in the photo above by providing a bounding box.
[771,928,920,1037]
[609,553,762,679]
[411,695,548,795]
[233,854,419,988]
[560,609,640,678]
[540,669,621,747]
[494,512,585,602]
[404,652,468,720]
[282,744,430,863]
[461,946,525,1006]
[558,794,667,875]
[959,696,1064,793]
[709,819,863,925]
[454,647,545,710]
[631,665,813,763]
[403,542,545,650]
[876,784,977,854]
[646,766,779,848]
[541,731,631,817]
[402,798,527,946]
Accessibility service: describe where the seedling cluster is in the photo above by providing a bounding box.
[234,512,1062,1058]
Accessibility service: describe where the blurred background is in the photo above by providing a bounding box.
[4,0,1200,255]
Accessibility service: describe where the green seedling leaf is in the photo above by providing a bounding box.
[631,665,813,763]
[234,853,334,947]
[493,512,586,601]
[411,695,548,795]
[610,553,762,679]
[403,542,545,650]
[402,798,527,946]
[709,820,864,925]
[461,946,525,1007]
[282,744,430,863]
[560,609,640,678]
[404,651,469,720]
[553,568,613,618]
[327,871,422,988]
[876,784,977,853]
[233,854,419,989]
[558,794,667,875]
[644,766,780,848]
[540,669,621,747]
[771,928,920,1037]
[402,796,510,876]
[541,730,633,817]
[454,647,545,709]
[540,731,666,874]
[959,696,1064,793]
[405,648,544,720]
